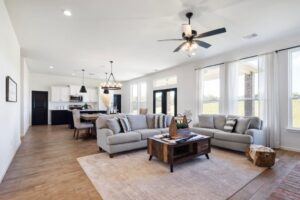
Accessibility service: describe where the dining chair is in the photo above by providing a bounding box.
[72,110,94,139]
[139,108,148,115]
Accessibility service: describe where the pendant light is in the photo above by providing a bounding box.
[80,69,87,93]
[103,72,109,94]
[100,61,122,91]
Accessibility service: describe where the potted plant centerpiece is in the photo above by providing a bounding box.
[169,115,191,139]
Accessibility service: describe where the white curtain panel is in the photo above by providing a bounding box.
[258,53,281,148]
[219,64,226,114]
[195,68,203,118]
[226,61,239,115]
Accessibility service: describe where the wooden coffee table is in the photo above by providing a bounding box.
[147,133,211,172]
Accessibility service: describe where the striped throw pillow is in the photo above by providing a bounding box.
[119,118,132,133]
[154,115,167,128]
[224,118,237,132]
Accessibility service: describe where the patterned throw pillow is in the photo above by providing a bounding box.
[119,118,132,133]
[154,115,167,128]
[224,118,237,132]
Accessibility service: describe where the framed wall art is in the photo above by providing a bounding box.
[6,76,17,102]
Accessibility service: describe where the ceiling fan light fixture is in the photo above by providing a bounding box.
[182,24,192,37]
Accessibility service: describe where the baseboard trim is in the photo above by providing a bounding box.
[280,146,300,153]
[0,140,21,183]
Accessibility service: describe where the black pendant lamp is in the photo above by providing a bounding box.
[80,69,87,93]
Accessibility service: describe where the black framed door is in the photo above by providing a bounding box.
[153,88,177,116]
[32,91,48,125]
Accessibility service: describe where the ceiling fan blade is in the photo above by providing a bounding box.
[173,42,187,52]
[195,40,211,48]
[158,39,184,42]
[195,27,226,38]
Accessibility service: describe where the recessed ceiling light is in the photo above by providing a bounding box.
[71,73,75,76]
[49,66,54,69]
[63,10,72,16]
[243,33,258,39]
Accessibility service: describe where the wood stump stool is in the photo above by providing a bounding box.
[246,144,276,168]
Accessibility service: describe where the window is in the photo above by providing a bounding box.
[130,84,138,114]
[289,49,300,128]
[202,66,220,114]
[153,76,177,88]
[237,58,261,117]
[130,82,147,114]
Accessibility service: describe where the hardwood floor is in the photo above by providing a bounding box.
[0,125,102,200]
[0,125,299,200]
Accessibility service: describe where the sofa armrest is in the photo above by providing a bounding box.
[193,123,200,128]
[97,128,113,138]
[245,129,266,146]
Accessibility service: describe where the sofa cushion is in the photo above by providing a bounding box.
[146,114,156,129]
[106,131,141,145]
[198,114,214,128]
[96,114,126,129]
[106,118,121,134]
[214,131,253,144]
[136,129,161,140]
[159,128,169,134]
[126,115,148,131]
[189,127,216,137]
[235,118,251,134]
[213,115,226,130]
[246,116,262,130]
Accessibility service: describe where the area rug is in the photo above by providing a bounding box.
[77,148,267,200]
[269,162,300,200]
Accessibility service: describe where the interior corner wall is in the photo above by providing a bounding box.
[0,0,21,182]
[20,57,30,136]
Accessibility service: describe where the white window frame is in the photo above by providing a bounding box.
[288,48,300,129]
[153,76,177,88]
[201,65,223,114]
[237,57,261,117]
[130,82,147,114]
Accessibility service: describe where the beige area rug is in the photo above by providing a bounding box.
[77,148,267,200]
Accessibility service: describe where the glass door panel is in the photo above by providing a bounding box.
[166,90,175,116]
[153,88,177,116]
[155,92,162,114]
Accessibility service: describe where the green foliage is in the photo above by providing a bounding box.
[176,123,189,129]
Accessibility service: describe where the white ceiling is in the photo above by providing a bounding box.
[5,0,300,81]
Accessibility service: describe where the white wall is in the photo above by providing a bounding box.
[121,63,195,118]
[122,32,300,152]
[20,57,30,136]
[0,0,21,182]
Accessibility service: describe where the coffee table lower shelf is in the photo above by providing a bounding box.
[147,135,211,172]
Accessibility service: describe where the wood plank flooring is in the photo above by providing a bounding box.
[0,125,299,200]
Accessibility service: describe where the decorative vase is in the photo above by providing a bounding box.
[169,117,177,139]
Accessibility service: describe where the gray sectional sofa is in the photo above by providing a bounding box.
[96,114,171,157]
[190,114,266,152]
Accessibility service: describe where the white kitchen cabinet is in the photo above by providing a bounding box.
[70,85,81,96]
[60,87,70,102]
[88,88,98,102]
[51,86,70,102]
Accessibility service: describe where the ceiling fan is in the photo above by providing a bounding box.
[158,12,226,55]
